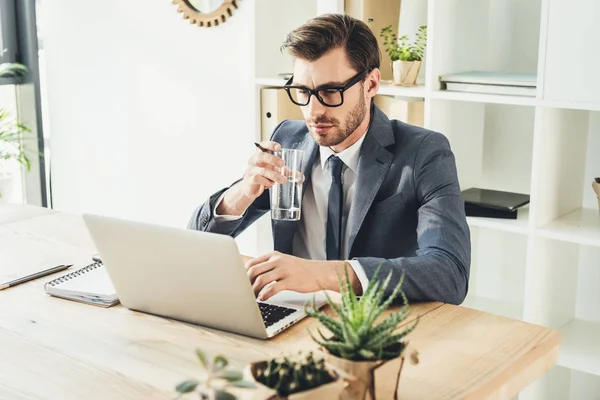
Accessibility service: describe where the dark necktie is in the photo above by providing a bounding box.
[326,156,344,260]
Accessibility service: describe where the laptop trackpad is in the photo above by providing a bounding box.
[266,290,327,309]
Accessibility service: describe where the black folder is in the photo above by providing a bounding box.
[461,188,530,219]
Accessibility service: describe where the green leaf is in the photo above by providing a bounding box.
[340,314,360,348]
[215,389,237,400]
[175,379,199,394]
[309,311,343,339]
[228,380,256,388]
[218,370,243,382]
[195,349,208,369]
[319,339,356,353]
[323,290,354,328]
[381,318,419,348]
[212,355,228,372]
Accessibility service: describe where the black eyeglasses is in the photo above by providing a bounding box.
[283,68,373,108]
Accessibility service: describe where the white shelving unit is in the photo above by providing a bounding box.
[251,0,600,398]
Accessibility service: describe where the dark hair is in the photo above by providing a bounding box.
[281,14,380,74]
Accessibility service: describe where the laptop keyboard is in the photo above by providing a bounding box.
[258,303,296,327]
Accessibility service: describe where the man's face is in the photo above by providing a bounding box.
[292,48,372,148]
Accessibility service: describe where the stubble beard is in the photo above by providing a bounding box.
[308,87,367,148]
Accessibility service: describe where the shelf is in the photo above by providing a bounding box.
[429,90,537,107]
[376,82,426,98]
[255,78,427,99]
[538,99,600,112]
[537,208,600,248]
[466,206,530,235]
[461,295,523,320]
[558,319,600,376]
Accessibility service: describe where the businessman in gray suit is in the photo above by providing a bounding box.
[188,14,470,305]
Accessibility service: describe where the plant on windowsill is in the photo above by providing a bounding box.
[305,266,419,400]
[175,349,256,400]
[380,25,427,87]
[0,108,32,200]
[248,351,347,399]
[0,62,27,78]
[0,62,30,201]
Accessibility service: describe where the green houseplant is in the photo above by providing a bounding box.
[248,351,346,399]
[0,62,27,78]
[380,25,427,86]
[0,108,32,200]
[175,349,256,400]
[305,266,419,400]
[0,62,30,201]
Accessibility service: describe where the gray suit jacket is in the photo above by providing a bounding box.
[188,105,471,305]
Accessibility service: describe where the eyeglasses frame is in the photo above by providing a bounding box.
[283,67,374,108]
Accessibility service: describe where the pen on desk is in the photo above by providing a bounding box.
[254,142,275,155]
[0,264,72,290]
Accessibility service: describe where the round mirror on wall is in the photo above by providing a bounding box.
[172,0,240,28]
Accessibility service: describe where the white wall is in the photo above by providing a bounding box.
[39,0,258,254]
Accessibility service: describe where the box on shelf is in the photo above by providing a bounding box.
[260,88,304,142]
[374,95,424,127]
[461,188,530,220]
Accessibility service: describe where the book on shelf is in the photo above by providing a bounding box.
[439,71,537,97]
[461,188,530,220]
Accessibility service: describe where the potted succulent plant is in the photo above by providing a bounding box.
[305,266,419,400]
[175,349,256,400]
[380,25,427,86]
[248,351,347,399]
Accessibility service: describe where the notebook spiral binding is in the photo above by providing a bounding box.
[46,261,103,287]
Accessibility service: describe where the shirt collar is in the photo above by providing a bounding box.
[319,129,368,173]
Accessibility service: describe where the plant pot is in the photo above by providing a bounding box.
[391,60,421,86]
[593,178,600,216]
[247,361,347,400]
[321,350,405,400]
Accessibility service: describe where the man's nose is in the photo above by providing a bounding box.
[306,93,326,118]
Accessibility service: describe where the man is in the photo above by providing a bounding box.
[188,14,470,305]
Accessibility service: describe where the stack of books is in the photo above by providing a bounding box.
[439,71,537,97]
[461,188,530,220]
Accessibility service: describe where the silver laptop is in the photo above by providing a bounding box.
[82,213,327,339]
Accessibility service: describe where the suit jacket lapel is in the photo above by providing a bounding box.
[272,135,318,254]
[347,105,395,257]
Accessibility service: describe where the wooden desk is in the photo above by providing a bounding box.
[0,205,559,400]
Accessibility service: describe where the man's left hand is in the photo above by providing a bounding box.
[245,251,352,301]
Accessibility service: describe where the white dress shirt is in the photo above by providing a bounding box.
[214,132,370,292]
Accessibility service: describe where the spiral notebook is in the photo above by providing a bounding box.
[44,261,120,307]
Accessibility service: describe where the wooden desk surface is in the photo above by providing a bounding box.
[0,205,559,400]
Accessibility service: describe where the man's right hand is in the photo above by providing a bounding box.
[216,141,287,216]
[241,141,287,199]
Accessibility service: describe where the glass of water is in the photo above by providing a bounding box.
[271,148,304,221]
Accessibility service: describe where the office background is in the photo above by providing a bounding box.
[1,0,600,398]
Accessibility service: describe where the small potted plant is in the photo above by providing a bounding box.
[248,351,347,399]
[305,266,419,400]
[380,25,427,86]
[175,349,256,399]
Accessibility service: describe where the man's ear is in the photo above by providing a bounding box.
[366,68,381,97]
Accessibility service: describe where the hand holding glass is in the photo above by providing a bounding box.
[271,149,304,221]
